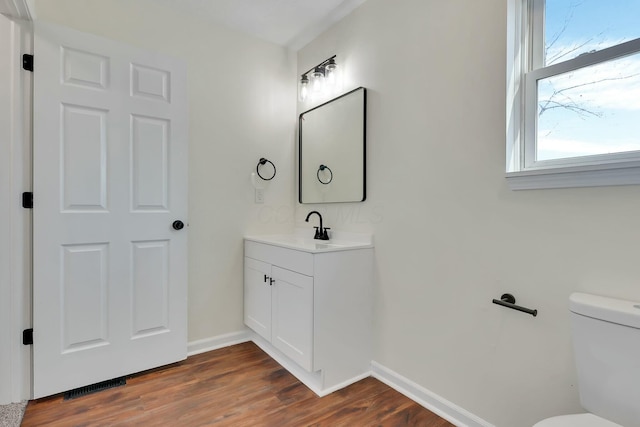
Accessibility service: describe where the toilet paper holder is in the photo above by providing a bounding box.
[492,293,537,317]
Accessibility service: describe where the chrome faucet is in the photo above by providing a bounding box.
[305,211,330,240]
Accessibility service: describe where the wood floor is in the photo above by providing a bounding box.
[22,342,454,426]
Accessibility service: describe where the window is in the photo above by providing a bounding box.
[506,0,640,189]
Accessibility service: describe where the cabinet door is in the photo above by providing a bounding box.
[244,257,272,341]
[271,266,314,371]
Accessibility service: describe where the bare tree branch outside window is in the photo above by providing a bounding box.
[539,1,637,120]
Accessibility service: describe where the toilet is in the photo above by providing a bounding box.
[534,292,640,427]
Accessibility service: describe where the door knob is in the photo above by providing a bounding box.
[172,220,184,230]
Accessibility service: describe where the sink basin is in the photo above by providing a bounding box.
[244,231,373,253]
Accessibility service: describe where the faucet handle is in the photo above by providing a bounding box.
[313,226,321,239]
[322,227,330,240]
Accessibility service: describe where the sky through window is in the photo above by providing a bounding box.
[537,0,640,161]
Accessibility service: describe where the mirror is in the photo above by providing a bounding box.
[299,87,366,203]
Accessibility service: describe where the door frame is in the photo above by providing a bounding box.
[0,12,33,404]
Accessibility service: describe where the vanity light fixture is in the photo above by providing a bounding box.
[299,55,338,102]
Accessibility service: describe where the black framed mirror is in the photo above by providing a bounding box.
[299,87,366,203]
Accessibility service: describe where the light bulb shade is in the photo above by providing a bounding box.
[325,58,337,73]
[312,66,325,78]
[325,58,337,85]
[299,75,309,101]
[311,66,325,94]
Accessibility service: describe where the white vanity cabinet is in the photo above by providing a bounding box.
[244,257,313,371]
[243,236,373,396]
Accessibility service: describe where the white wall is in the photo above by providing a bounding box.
[33,0,297,342]
[297,1,640,426]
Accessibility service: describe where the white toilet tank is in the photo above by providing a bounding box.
[570,292,640,427]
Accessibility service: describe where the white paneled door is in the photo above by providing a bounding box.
[33,23,188,398]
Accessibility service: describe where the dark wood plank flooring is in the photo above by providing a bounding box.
[22,342,454,426]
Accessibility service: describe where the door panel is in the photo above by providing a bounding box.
[131,115,169,211]
[61,104,108,211]
[61,243,109,352]
[131,63,170,102]
[131,240,169,338]
[62,47,109,89]
[33,22,187,398]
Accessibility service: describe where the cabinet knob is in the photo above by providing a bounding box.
[269,278,275,286]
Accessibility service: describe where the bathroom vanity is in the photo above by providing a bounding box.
[243,232,373,396]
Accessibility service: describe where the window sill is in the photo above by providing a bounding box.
[506,161,640,190]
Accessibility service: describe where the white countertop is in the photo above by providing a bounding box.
[244,229,373,253]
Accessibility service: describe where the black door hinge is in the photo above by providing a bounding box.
[22,54,33,72]
[22,192,33,209]
[23,329,33,345]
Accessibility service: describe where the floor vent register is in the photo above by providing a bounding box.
[63,377,127,400]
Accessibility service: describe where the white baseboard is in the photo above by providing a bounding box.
[371,361,494,427]
[187,329,252,356]
[319,371,371,397]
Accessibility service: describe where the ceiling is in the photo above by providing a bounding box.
[0,0,34,20]
[153,0,368,51]
[1,0,367,51]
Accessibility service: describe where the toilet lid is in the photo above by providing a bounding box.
[533,413,623,427]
